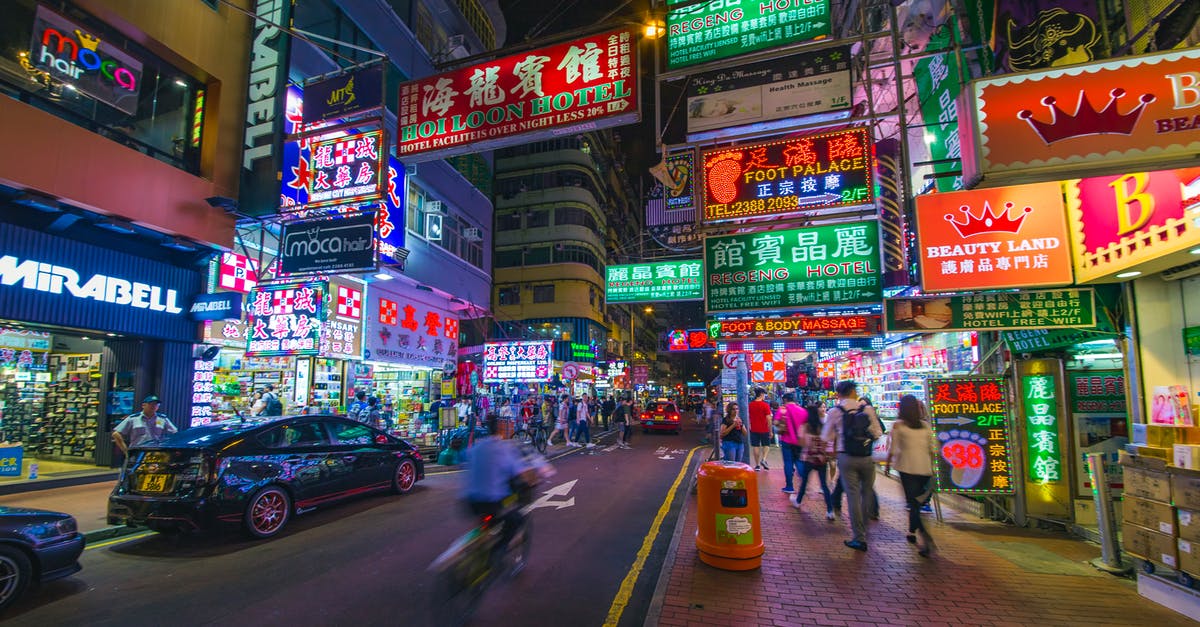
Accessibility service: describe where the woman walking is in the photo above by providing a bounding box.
[720,402,748,463]
[887,395,938,556]
[792,403,834,519]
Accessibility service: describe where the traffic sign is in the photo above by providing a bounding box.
[721,353,742,369]
[562,362,580,380]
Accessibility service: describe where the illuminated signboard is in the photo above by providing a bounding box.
[927,377,1016,495]
[704,220,881,313]
[1067,370,1126,495]
[710,313,881,340]
[687,329,714,351]
[701,127,873,223]
[483,341,552,383]
[915,182,1073,293]
[397,28,639,162]
[667,329,688,351]
[322,279,364,360]
[0,328,50,371]
[885,289,1096,333]
[664,150,695,210]
[606,260,703,303]
[191,357,215,426]
[1022,374,1064,485]
[306,129,384,208]
[367,290,459,369]
[666,0,831,70]
[245,283,325,357]
[30,6,144,115]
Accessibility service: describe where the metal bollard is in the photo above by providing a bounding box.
[1086,452,1131,574]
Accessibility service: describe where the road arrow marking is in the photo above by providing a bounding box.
[530,496,575,511]
[658,455,675,460]
[526,479,578,512]
[671,449,687,455]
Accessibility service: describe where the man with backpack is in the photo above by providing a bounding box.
[262,384,284,416]
[601,395,616,430]
[821,380,883,552]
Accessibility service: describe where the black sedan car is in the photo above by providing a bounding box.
[0,506,84,612]
[108,414,424,539]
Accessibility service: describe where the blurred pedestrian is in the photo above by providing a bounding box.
[601,394,616,430]
[777,393,806,494]
[887,394,938,557]
[549,394,571,446]
[822,380,882,552]
[792,403,834,519]
[720,402,747,463]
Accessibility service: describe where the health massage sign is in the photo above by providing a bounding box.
[667,0,831,69]
[709,313,880,340]
[702,127,873,223]
[397,29,638,161]
[606,260,703,303]
[926,377,1016,495]
[705,220,881,313]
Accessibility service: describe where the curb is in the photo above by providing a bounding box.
[83,524,148,544]
[642,452,700,627]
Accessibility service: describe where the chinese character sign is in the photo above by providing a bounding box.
[366,289,459,369]
[1067,369,1127,495]
[711,314,880,340]
[1022,374,1063,485]
[245,283,325,356]
[913,28,964,192]
[191,358,216,426]
[483,341,553,383]
[307,130,384,208]
[705,220,881,313]
[397,29,638,161]
[885,289,1097,333]
[702,128,873,223]
[667,0,831,69]
[926,377,1016,495]
[606,260,703,303]
[915,182,1073,292]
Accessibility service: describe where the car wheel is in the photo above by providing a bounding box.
[244,485,291,539]
[393,458,418,494]
[0,544,32,612]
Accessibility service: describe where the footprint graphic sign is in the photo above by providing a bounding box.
[926,377,1016,495]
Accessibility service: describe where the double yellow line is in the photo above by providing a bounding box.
[85,530,155,551]
[602,445,703,627]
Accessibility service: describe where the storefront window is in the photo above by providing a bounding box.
[0,0,205,172]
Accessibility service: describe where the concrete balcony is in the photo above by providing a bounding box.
[496,185,600,210]
[496,224,604,248]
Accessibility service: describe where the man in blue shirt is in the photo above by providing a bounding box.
[462,417,538,550]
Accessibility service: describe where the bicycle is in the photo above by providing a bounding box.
[428,501,532,627]
[512,419,548,454]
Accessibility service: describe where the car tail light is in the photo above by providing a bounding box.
[641,413,650,420]
[669,413,679,421]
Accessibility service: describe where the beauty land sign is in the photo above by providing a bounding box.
[397,28,638,162]
[915,182,1073,292]
[965,47,1200,182]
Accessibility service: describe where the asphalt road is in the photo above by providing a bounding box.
[6,419,709,627]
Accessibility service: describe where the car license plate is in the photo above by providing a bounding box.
[137,473,172,493]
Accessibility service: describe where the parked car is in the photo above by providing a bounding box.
[0,506,84,612]
[108,414,424,539]
[640,401,682,434]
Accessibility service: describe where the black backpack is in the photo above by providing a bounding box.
[264,393,283,416]
[840,406,874,457]
[568,402,578,421]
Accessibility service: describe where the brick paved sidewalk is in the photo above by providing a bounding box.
[647,448,1196,627]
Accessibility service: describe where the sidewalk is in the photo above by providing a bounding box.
[646,448,1197,627]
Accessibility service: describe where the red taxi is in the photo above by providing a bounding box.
[640,400,682,434]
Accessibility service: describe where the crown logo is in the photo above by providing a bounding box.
[75,30,101,52]
[945,201,1031,238]
[1017,88,1156,144]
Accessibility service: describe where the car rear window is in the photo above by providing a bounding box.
[648,402,676,413]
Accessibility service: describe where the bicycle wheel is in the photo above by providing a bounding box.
[430,550,489,627]
[503,517,532,579]
[534,429,547,454]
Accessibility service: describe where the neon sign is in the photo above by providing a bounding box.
[711,314,880,340]
[245,283,325,356]
[702,127,873,223]
[483,341,552,383]
[927,377,1016,495]
[30,6,143,114]
[307,130,384,208]
[1022,374,1063,485]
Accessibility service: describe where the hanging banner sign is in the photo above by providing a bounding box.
[666,0,832,70]
[709,313,881,340]
[483,341,552,383]
[1066,165,1200,283]
[366,289,459,369]
[660,149,696,210]
[606,260,703,303]
[1022,373,1064,485]
[702,127,873,223]
[915,182,1073,292]
[686,45,852,133]
[914,28,964,192]
[303,63,384,124]
[964,47,1200,182]
[885,288,1097,333]
[323,278,364,360]
[306,130,384,208]
[245,283,325,357]
[30,6,144,115]
[397,28,639,162]
[238,0,293,217]
[927,376,1016,495]
[705,220,881,313]
[279,213,377,276]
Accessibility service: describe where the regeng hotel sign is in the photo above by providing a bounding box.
[397,28,639,161]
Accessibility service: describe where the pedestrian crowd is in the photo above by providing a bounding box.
[496,392,635,450]
[715,380,938,557]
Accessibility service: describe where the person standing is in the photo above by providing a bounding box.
[112,395,178,454]
[792,403,834,520]
[613,396,632,449]
[348,391,368,422]
[550,394,571,446]
[455,397,472,424]
[887,395,938,557]
[821,380,883,552]
[364,396,382,430]
[574,393,593,448]
[747,389,772,471]
[250,390,266,416]
[601,395,616,430]
[720,402,747,463]
[777,393,806,494]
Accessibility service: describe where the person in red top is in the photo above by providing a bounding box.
[747,388,773,471]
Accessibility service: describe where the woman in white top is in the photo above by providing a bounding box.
[886,395,938,557]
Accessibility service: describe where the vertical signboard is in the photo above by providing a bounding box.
[239,0,294,217]
[926,377,1016,495]
[1067,370,1127,496]
[1022,373,1064,485]
[913,27,963,192]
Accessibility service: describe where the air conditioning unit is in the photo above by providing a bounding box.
[425,200,445,214]
[1162,258,1200,281]
[463,227,483,242]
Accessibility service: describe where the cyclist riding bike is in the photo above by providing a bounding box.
[462,415,541,553]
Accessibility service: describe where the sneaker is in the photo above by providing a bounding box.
[753,466,760,472]
[781,487,795,494]
[790,495,801,509]
[586,443,596,448]
[761,461,770,470]
[843,540,868,552]
[826,510,835,521]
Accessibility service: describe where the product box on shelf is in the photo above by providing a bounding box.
[1121,454,1172,503]
[1179,539,1200,577]
[1122,521,1179,568]
[1172,467,1200,512]
[1175,444,1200,471]
[1134,445,1171,460]
[1123,496,1176,535]
[1179,508,1200,544]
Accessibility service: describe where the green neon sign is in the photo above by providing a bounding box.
[1022,374,1063,484]
[666,0,832,70]
[606,260,704,303]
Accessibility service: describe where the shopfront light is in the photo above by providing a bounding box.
[1191,247,1200,255]
[1115,271,1141,278]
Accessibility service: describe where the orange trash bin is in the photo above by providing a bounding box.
[695,460,763,570]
